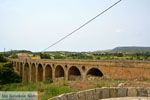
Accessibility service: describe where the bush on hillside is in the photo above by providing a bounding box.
[0,54,7,62]
[3,63,13,69]
[0,63,22,84]
[44,78,53,84]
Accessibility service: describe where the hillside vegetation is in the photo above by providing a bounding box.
[37,47,150,60]
[1,46,150,60]
[0,54,21,84]
[110,46,150,53]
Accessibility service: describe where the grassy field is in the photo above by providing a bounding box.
[0,82,75,100]
[1,79,150,100]
[0,62,6,67]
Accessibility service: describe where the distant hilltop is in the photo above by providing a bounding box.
[107,46,150,53]
[1,46,150,54]
[1,46,150,60]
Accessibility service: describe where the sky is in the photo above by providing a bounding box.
[0,0,150,52]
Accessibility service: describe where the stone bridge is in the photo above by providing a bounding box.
[11,59,150,82]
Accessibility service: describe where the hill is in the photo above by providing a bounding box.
[110,46,150,53]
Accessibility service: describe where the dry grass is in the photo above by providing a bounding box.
[0,79,150,100]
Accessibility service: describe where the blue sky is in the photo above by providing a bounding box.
[0,0,150,52]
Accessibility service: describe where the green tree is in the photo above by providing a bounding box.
[0,54,7,62]
[0,63,22,84]
[40,53,51,59]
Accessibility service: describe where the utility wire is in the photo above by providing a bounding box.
[41,0,122,52]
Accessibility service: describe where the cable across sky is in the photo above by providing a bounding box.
[41,0,122,52]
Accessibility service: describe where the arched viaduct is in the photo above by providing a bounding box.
[11,59,150,82]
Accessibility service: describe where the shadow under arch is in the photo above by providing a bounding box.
[86,68,103,77]
[31,63,36,82]
[24,63,30,82]
[37,64,43,82]
[68,66,81,80]
[20,62,23,77]
[45,64,52,80]
[55,65,64,78]
[17,62,19,72]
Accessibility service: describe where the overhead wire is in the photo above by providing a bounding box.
[41,0,122,52]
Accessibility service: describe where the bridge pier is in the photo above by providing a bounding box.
[29,63,32,82]
[35,65,38,82]
[20,63,23,77]
[65,69,68,80]
[52,67,55,80]
[22,63,25,82]
[43,65,46,82]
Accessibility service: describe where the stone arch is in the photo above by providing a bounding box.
[68,66,81,80]
[24,63,30,82]
[31,63,36,82]
[86,68,103,77]
[37,64,43,82]
[45,64,52,80]
[55,65,65,78]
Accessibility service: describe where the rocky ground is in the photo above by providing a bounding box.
[65,79,150,91]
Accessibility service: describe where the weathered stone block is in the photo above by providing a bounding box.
[117,87,127,97]
[66,92,78,100]
[85,89,95,100]
[92,89,99,100]
[127,87,137,97]
[147,88,150,97]
[102,87,109,99]
[109,87,118,98]
[48,97,59,100]
[58,94,67,100]
[95,88,103,99]
[77,91,86,100]
[137,88,148,97]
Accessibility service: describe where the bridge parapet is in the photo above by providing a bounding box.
[48,87,150,100]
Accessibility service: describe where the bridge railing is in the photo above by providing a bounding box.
[10,58,150,63]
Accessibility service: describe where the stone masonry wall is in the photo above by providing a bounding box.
[100,66,150,79]
[11,59,150,82]
[48,87,150,100]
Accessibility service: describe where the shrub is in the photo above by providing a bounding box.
[0,54,7,62]
[3,63,13,69]
[44,78,53,84]
[0,63,22,84]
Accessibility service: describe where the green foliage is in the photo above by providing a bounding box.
[3,63,13,69]
[38,51,150,60]
[10,54,18,58]
[0,63,22,85]
[111,46,150,53]
[2,47,150,60]
[44,78,53,84]
[0,54,7,62]
[0,82,75,100]
[35,51,150,60]
[67,53,93,59]
[40,53,51,59]
[42,85,74,99]
[53,54,65,59]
